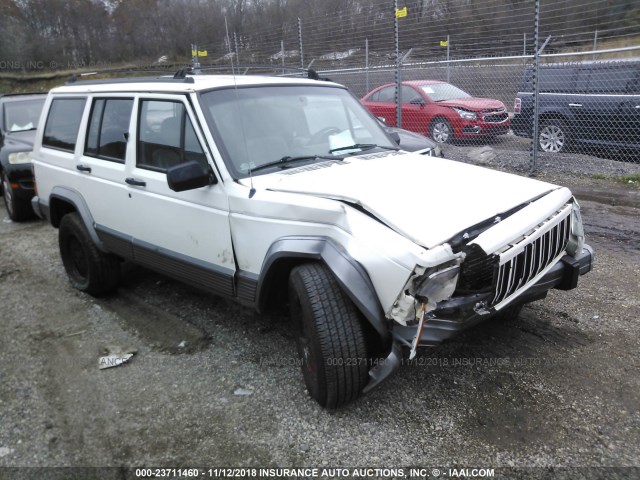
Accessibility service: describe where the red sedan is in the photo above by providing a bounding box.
[361,80,510,143]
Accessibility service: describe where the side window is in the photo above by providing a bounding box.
[538,68,576,93]
[42,98,86,152]
[584,68,630,94]
[84,98,133,162]
[401,86,423,104]
[137,100,207,172]
[627,71,640,94]
[377,86,396,103]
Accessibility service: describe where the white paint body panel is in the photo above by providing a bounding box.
[245,154,557,249]
[32,75,581,325]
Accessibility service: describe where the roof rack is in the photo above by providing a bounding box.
[65,66,194,85]
[176,64,332,81]
[60,63,332,86]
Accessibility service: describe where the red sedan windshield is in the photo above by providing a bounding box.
[419,83,471,102]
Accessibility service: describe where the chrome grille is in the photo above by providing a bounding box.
[492,205,572,306]
[483,112,509,123]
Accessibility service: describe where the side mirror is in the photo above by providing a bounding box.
[389,131,401,145]
[409,98,426,106]
[166,160,216,192]
[377,116,387,124]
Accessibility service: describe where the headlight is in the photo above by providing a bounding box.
[414,265,460,309]
[8,151,33,164]
[566,200,585,256]
[453,108,477,120]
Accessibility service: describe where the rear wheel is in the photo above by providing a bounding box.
[2,172,33,222]
[430,118,453,143]
[538,118,568,153]
[59,212,120,296]
[289,263,369,409]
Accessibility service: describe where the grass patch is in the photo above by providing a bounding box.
[591,173,640,185]
[616,174,640,184]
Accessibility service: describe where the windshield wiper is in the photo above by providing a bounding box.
[249,154,337,174]
[329,143,399,154]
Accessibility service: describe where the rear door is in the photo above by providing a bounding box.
[619,68,640,147]
[77,96,137,248]
[575,66,633,146]
[362,85,398,126]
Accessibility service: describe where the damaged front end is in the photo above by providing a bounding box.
[387,188,593,358]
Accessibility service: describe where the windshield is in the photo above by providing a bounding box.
[419,83,471,102]
[3,98,45,132]
[199,85,397,177]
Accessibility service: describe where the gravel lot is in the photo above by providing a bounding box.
[0,141,639,480]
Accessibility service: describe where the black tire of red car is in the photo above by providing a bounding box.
[289,262,369,409]
[538,118,568,153]
[2,171,33,222]
[430,117,453,144]
[59,212,120,296]
[491,303,524,322]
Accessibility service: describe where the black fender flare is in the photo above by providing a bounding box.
[256,236,389,341]
[48,186,106,252]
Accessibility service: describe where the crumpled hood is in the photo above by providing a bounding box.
[245,153,558,249]
[437,97,505,111]
[3,129,37,150]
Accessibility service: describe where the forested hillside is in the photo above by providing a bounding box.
[0,0,638,71]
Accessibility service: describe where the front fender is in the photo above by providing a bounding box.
[257,236,388,341]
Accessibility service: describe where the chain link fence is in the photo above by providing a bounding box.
[193,0,640,168]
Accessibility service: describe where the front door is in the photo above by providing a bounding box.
[124,95,236,296]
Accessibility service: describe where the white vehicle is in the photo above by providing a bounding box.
[31,71,593,408]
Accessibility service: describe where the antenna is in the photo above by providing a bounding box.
[248,167,256,198]
[224,17,236,77]
[225,17,253,198]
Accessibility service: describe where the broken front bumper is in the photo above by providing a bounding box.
[362,244,592,395]
[392,244,593,348]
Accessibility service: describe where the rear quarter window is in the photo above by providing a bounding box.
[521,67,577,93]
[42,98,86,152]
[577,66,639,94]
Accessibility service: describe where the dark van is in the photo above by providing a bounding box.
[511,62,640,155]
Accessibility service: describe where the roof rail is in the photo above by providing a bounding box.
[64,66,194,85]
[174,64,332,82]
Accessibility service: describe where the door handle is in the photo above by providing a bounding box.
[76,164,91,173]
[125,177,146,187]
[568,103,582,107]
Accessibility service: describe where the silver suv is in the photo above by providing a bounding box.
[31,72,593,408]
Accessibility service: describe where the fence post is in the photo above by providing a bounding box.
[529,0,541,174]
[592,30,598,61]
[281,40,285,74]
[394,0,402,128]
[446,34,450,83]
[523,32,527,56]
[365,38,369,93]
[298,17,304,68]
[234,32,239,63]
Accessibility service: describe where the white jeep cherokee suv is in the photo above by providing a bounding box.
[31,72,593,408]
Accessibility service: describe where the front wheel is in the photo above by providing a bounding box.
[538,119,568,153]
[2,172,33,222]
[59,212,120,296]
[430,118,453,143]
[289,263,369,409]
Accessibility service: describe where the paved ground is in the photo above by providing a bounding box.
[0,152,638,480]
